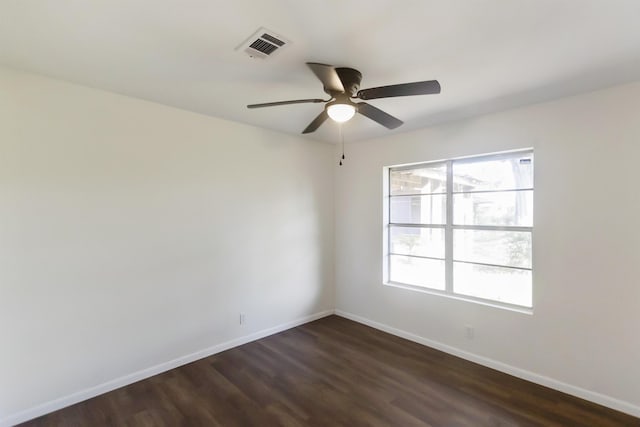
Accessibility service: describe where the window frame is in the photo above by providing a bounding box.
[384,150,533,311]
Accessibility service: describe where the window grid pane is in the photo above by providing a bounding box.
[390,194,447,225]
[453,229,532,269]
[453,190,533,227]
[453,261,532,307]
[452,153,534,192]
[390,164,447,196]
[389,255,445,290]
[390,226,445,259]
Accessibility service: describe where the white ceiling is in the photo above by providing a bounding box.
[2,0,640,143]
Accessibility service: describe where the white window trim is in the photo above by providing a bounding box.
[383,150,534,313]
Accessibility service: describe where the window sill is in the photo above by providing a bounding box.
[383,281,533,315]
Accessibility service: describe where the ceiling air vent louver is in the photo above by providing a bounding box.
[236,27,290,59]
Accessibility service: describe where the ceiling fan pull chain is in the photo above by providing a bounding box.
[339,123,345,165]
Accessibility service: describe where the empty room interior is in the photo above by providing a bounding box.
[2,1,640,426]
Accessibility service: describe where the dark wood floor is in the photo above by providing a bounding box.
[21,315,639,426]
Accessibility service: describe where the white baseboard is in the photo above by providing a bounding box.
[5,309,638,425]
[334,309,640,419]
[1,309,334,427]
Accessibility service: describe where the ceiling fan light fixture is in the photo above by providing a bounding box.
[327,103,356,123]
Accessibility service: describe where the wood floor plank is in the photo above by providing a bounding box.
[19,316,640,427]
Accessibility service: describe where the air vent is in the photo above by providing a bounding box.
[236,27,290,59]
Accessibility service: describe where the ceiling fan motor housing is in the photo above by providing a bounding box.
[333,67,362,97]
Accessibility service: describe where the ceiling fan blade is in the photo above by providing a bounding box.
[306,63,345,93]
[357,80,441,100]
[357,103,403,129]
[302,110,329,134]
[247,99,326,109]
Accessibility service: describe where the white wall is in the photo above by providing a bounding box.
[335,82,640,414]
[0,66,334,423]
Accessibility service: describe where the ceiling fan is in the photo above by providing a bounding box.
[247,63,441,134]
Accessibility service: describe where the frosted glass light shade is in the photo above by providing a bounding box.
[327,103,356,123]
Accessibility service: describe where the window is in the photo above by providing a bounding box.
[386,150,533,309]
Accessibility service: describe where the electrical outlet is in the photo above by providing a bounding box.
[465,325,474,340]
[240,313,246,326]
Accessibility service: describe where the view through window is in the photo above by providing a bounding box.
[387,150,533,308]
